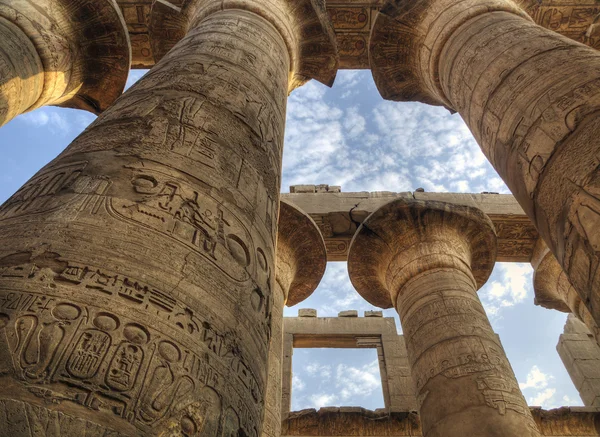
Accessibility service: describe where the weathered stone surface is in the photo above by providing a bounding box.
[364,310,383,317]
[148,0,338,91]
[299,309,318,317]
[281,407,600,436]
[558,316,600,407]
[0,0,131,127]
[0,0,336,434]
[338,310,358,317]
[282,191,539,262]
[117,0,600,69]
[262,201,326,437]
[348,198,540,437]
[532,239,600,343]
[369,0,600,331]
[290,185,342,194]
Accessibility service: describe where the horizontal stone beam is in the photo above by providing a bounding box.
[282,407,600,436]
[280,191,538,263]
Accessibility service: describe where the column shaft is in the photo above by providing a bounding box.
[262,283,285,437]
[398,267,537,437]
[0,8,287,436]
[348,199,540,437]
[0,17,44,125]
[436,10,600,326]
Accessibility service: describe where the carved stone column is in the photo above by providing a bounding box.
[370,0,600,329]
[0,1,337,435]
[348,198,540,437]
[262,200,326,437]
[0,0,131,127]
[531,238,600,344]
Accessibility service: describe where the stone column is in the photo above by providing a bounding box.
[348,198,540,437]
[0,0,131,127]
[0,1,336,436]
[262,200,326,437]
[557,315,600,407]
[370,0,600,329]
[531,238,600,344]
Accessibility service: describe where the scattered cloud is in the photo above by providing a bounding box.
[336,360,381,400]
[528,388,557,407]
[282,71,508,195]
[480,263,532,319]
[292,375,306,392]
[308,393,339,409]
[19,109,70,135]
[305,362,332,379]
[519,365,562,408]
[519,365,552,390]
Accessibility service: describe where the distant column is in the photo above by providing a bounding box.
[348,198,541,437]
[531,239,600,344]
[0,0,131,127]
[0,0,337,435]
[262,200,327,437]
[370,0,600,330]
[557,315,600,407]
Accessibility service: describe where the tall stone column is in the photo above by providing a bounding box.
[0,0,131,127]
[370,0,600,329]
[262,200,326,437]
[531,238,600,344]
[0,1,337,436]
[348,198,540,437]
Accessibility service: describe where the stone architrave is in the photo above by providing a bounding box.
[263,200,327,437]
[348,198,541,437]
[0,0,131,127]
[531,238,600,344]
[0,1,337,435]
[369,0,600,329]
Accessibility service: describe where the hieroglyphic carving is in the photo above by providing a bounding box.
[0,161,111,220]
[348,199,539,436]
[0,279,262,434]
[527,4,600,49]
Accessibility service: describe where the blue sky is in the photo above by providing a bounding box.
[0,69,583,412]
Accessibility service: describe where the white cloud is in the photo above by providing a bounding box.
[19,109,70,134]
[292,375,305,392]
[309,393,339,408]
[305,362,332,379]
[528,388,557,407]
[481,263,532,319]
[519,365,552,390]
[336,360,381,400]
[343,106,366,139]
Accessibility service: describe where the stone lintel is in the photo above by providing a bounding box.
[347,198,497,308]
[281,191,538,263]
[278,200,327,306]
[281,407,600,436]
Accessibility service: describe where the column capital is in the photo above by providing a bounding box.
[531,238,572,313]
[369,0,530,107]
[149,0,338,91]
[348,198,497,308]
[277,200,327,306]
[0,0,131,114]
